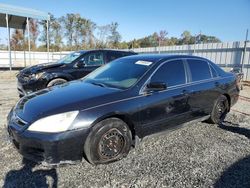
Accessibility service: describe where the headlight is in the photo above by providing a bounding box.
[29,72,43,80]
[27,111,79,133]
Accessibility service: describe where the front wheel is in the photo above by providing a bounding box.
[84,118,132,165]
[208,95,229,124]
[47,78,67,87]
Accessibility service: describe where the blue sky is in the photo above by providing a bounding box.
[0,0,250,43]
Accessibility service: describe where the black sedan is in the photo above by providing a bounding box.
[17,49,136,97]
[7,54,239,165]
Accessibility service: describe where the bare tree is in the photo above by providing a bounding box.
[11,29,24,51]
[84,19,96,48]
[158,30,168,47]
[29,19,39,50]
[96,25,111,48]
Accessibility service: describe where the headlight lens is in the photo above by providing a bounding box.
[27,111,79,133]
[29,72,43,80]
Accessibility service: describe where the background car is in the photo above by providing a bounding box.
[7,54,239,165]
[16,49,137,97]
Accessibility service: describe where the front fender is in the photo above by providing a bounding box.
[43,72,74,84]
[75,99,141,137]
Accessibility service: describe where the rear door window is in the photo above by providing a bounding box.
[107,51,123,62]
[151,60,186,87]
[187,59,212,81]
[84,52,104,66]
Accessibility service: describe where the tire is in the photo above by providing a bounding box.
[207,95,229,124]
[84,118,132,165]
[47,78,67,87]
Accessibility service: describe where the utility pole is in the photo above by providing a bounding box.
[241,29,248,73]
[194,31,201,54]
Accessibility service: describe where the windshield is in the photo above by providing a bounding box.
[83,58,153,89]
[57,52,83,64]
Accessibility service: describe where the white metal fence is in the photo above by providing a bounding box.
[0,41,249,80]
[133,41,250,80]
[0,50,70,67]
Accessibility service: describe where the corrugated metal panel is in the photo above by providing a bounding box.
[0,3,49,20]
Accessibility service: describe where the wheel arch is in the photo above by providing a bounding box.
[91,112,137,141]
[45,73,73,86]
[222,93,231,111]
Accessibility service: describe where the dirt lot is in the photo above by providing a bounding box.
[0,75,250,188]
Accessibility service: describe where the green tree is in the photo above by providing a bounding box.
[39,13,56,50]
[118,41,129,49]
[108,22,121,48]
[199,35,221,43]
[168,37,179,45]
[61,13,75,50]
[72,14,83,50]
[181,30,192,44]
[51,19,63,51]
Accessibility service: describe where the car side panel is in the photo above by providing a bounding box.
[185,79,222,117]
[217,74,239,107]
[75,89,191,138]
[136,87,192,136]
[76,96,142,136]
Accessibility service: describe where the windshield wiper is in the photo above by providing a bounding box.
[90,82,107,88]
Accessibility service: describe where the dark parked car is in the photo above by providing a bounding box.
[7,54,239,165]
[16,49,136,97]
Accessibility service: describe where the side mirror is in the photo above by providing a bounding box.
[146,82,167,92]
[76,60,86,68]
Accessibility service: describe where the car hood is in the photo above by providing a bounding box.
[14,80,122,123]
[19,62,64,75]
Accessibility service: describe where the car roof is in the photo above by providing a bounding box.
[76,49,136,54]
[119,54,209,64]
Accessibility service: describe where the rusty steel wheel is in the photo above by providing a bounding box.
[98,128,125,159]
[84,118,132,165]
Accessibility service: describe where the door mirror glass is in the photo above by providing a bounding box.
[146,82,167,91]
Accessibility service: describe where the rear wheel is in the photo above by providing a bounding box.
[47,78,67,87]
[84,118,132,165]
[208,95,229,124]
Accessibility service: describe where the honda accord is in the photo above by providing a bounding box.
[7,54,239,165]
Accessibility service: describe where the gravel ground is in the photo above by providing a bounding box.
[0,78,250,188]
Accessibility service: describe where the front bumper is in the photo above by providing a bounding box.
[7,120,90,165]
[17,81,28,97]
[17,77,47,97]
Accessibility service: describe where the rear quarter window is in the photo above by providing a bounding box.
[209,64,218,77]
[187,59,212,82]
[107,52,124,62]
